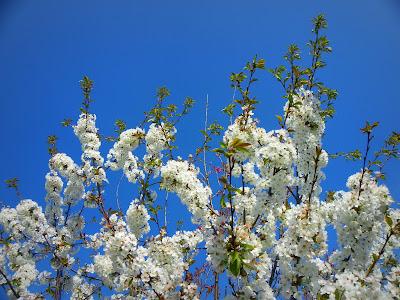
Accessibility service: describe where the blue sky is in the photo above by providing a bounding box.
[0,0,399,298]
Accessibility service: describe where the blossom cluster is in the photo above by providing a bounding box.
[0,83,398,300]
[73,113,106,184]
[105,128,145,183]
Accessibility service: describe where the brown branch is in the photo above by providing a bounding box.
[268,255,279,287]
[356,132,372,203]
[0,268,20,298]
[365,230,393,277]
[213,272,219,300]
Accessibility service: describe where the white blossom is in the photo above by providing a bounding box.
[126,199,150,238]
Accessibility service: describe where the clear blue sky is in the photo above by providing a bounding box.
[0,0,399,298]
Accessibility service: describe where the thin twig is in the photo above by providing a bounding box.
[115,173,124,211]
[164,192,168,230]
[0,268,20,298]
[203,94,209,186]
[365,230,393,277]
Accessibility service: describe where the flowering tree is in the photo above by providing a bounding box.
[1,15,399,300]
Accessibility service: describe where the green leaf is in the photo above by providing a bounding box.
[230,72,247,83]
[222,103,236,117]
[239,243,255,252]
[385,215,393,227]
[235,146,251,154]
[229,138,251,151]
[287,93,294,105]
[220,194,226,208]
[115,119,127,135]
[386,131,400,146]
[334,289,343,300]
[199,129,207,137]
[317,294,330,300]
[229,251,242,277]
[157,86,170,99]
[219,176,228,185]
[61,118,72,127]
[255,58,265,69]
[361,121,379,134]
[212,148,226,156]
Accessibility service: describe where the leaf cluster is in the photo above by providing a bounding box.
[223,56,265,118]
[79,75,94,115]
[144,87,195,127]
[213,138,251,158]
[47,135,58,156]
[269,14,337,125]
